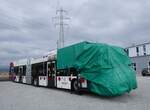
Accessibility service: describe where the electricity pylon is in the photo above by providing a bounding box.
[53,7,70,49]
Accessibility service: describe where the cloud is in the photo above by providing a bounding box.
[0,0,150,68]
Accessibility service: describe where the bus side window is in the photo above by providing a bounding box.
[70,68,77,76]
[57,71,60,76]
[60,70,64,76]
[14,67,19,75]
[10,67,14,73]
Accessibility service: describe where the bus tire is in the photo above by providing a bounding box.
[71,79,81,94]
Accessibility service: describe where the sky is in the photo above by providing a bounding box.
[0,0,150,69]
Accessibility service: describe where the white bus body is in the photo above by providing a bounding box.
[10,49,88,93]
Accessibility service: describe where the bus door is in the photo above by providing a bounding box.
[47,61,56,88]
[19,66,23,82]
[14,66,19,82]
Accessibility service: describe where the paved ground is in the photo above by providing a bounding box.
[0,76,150,110]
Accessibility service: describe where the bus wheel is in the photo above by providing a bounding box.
[71,79,81,94]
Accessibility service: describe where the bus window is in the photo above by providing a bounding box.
[14,67,19,75]
[32,62,47,76]
[70,68,77,76]
[19,67,23,75]
[23,66,26,76]
[57,69,68,76]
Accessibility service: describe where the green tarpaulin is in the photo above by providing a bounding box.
[57,41,137,96]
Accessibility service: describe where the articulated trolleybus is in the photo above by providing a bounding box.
[9,50,87,93]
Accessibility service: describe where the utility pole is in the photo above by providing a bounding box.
[53,7,70,49]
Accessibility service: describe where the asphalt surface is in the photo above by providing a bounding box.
[0,76,150,110]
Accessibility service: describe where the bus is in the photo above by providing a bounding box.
[9,41,137,96]
[9,50,87,93]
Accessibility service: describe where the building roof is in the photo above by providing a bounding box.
[125,42,150,49]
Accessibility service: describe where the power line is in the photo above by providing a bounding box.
[52,7,70,49]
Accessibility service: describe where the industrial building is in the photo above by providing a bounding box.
[125,42,150,75]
